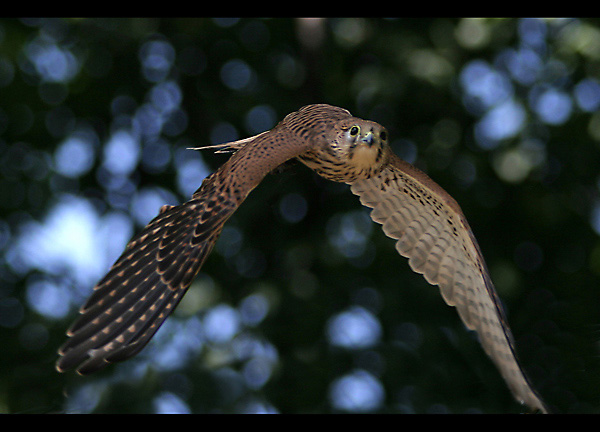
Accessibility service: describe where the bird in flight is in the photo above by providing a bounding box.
[56,104,548,413]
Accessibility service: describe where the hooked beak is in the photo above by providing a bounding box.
[360,132,374,146]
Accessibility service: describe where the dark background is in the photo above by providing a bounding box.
[1,17,599,414]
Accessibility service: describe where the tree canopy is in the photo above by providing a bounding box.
[1,17,600,413]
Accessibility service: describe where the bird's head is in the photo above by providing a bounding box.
[295,108,391,182]
[319,118,390,181]
[338,119,389,165]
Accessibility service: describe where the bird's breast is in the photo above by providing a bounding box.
[297,144,388,183]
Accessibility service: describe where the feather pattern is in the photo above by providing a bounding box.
[56,119,311,374]
[57,104,547,413]
[350,153,548,412]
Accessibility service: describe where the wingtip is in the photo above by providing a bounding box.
[55,353,77,374]
[187,145,236,154]
[55,360,66,374]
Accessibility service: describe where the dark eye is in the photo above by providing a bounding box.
[380,131,387,141]
[350,126,360,136]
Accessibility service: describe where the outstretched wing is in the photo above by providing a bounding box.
[57,124,312,375]
[56,177,236,374]
[349,153,548,413]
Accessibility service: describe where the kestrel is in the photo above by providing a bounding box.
[56,104,548,413]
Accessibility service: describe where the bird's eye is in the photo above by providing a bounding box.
[380,131,387,141]
[349,126,360,136]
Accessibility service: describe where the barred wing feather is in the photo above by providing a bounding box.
[349,153,547,413]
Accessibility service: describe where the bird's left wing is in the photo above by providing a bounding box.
[57,127,311,375]
[349,153,548,413]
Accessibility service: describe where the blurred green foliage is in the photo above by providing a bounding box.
[1,17,600,413]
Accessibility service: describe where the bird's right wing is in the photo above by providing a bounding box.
[56,174,237,374]
[57,125,312,375]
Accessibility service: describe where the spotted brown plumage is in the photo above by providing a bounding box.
[56,104,547,413]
